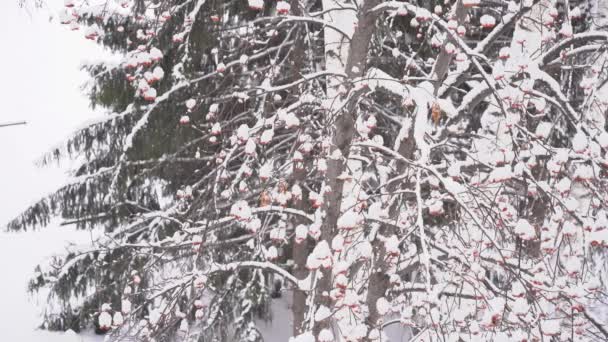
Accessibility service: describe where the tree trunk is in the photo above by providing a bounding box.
[313,0,381,337]
[290,0,310,335]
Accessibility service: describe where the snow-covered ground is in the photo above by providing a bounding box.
[0,1,106,340]
[256,290,412,341]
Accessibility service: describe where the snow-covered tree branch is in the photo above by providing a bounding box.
[8,0,608,341]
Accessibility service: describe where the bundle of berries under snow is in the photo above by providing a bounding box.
[12,0,608,341]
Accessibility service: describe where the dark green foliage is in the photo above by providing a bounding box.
[87,64,135,112]
[9,0,326,338]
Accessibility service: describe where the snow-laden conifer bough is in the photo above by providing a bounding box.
[8,0,608,341]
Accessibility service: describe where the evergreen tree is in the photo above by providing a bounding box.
[8,0,608,341]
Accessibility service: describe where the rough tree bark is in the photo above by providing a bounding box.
[289,1,310,336]
[312,0,381,337]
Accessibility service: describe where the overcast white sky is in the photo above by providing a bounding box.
[0,0,104,224]
[0,1,106,340]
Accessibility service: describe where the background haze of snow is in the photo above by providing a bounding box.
[0,1,105,340]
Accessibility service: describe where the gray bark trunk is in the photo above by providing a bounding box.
[314,0,381,338]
